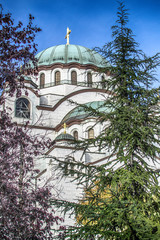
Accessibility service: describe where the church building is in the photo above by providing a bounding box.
[6,29,112,225]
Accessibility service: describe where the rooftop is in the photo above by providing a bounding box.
[35,44,108,67]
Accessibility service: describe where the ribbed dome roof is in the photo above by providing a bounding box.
[35,44,108,67]
[62,101,109,123]
[55,133,75,141]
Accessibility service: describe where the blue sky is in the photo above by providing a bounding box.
[1,0,160,86]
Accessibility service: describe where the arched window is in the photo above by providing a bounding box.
[15,98,30,119]
[40,73,45,88]
[88,128,94,139]
[71,71,77,85]
[55,71,61,85]
[73,131,78,140]
[87,72,92,87]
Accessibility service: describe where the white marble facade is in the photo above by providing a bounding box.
[6,43,112,226]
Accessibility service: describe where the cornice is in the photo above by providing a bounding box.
[17,116,95,133]
[25,86,40,97]
[37,62,104,71]
[18,123,55,131]
[45,145,80,155]
[24,79,38,89]
[89,153,117,165]
[55,117,95,132]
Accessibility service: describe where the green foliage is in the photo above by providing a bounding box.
[54,2,160,239]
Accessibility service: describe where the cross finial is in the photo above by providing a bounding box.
[65,27,71,45]
[63,122,67,134]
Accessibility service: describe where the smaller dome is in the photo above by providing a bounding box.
[55,133,74,141]
[62,101,108,123]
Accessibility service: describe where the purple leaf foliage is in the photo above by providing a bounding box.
[0,5,63,239]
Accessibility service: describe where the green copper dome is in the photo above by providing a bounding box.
[62,101,109,123]
[36,44,108,67]
[55,133,75,141]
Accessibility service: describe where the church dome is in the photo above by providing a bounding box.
[35,44,108,67]
[55,133,75,141]
[62,101,109,123]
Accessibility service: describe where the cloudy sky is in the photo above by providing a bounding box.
[1,0,160,86]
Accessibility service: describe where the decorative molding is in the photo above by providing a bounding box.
[24,79,38,89]
[55,117,95,132]
[17,123,55,131]
[25,86,40,97]
[45,145,81,155]
[89,153,117,165]
[37,62,106,72]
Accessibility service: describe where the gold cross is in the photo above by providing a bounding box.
[65,27,71,45]
[63,122,67,134]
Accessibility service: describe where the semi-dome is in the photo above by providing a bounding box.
[35,44,108,67]
[62,101,109,123]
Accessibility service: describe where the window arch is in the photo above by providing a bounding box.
[73,130,78,140]
[15,98,30,119]
[88,128,94,139]
[71,71,77,85]
[40,73,45,88]
[55,71,61,85]
[87,72,92,87]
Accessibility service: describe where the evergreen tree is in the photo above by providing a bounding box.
[54,2,160,239]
